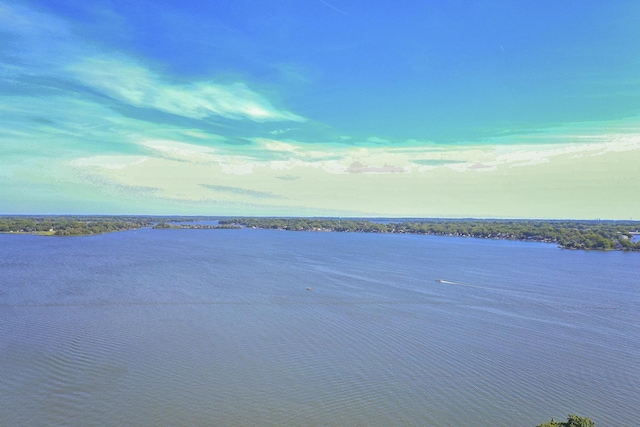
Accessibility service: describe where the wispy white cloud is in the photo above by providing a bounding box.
[132,138,257,175]
[260,139,300,153]
[201,184,282,200]
[179,129,227,141]
[137,139,218,163]
[2,3,304,125]
[0,3,68,40]
[269,128,296,135]
[445,133,640,172]
[254,139,413,174]
[67,55,306,123]
[0,2,89,79]
[367,136,390,144]
[317,0,350,16]
[70,155,148,170]
[346,162,406,174]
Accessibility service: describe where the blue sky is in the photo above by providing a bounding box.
[2,0,640,217]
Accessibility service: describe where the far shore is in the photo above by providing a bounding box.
[1,216,639,252]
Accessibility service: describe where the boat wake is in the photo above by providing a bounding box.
[435,279,462,285]
[434,279,485,289]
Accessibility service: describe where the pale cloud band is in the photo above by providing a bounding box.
[58,125,640,218]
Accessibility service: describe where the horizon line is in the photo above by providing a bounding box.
[1,214,638,222]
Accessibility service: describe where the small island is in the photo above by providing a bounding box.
[1,216,639,251]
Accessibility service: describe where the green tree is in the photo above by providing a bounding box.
[537,414,595,427]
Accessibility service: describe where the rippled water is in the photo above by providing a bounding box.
[1,229,639,426]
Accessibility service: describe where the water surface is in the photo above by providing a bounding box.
[1,229,639,426]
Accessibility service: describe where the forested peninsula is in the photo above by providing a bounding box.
[0,216,233,236]
[2,216,639,251]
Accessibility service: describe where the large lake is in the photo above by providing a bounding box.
[1,228,639,426]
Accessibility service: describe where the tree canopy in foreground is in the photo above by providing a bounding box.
[537,414,595,427]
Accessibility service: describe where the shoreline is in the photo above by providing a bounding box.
[2,216,639,252]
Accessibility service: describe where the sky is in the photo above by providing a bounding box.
[1,0,640,218]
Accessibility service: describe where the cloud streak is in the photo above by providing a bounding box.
[318,0,350,16]
[67,56,306,123]
[200,184,282,200]
[1,3,303,125]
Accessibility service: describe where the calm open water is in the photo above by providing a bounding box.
[1,228,639,426]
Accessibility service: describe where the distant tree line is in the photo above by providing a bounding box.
[0,216,158,236]
[219,217,640,251]
[3,216,639,250]
[0,216,246,236]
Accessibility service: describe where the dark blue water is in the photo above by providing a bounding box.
[1,229,639,426]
